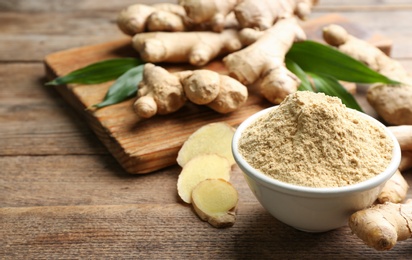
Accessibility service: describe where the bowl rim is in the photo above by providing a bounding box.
[232,106,402,197]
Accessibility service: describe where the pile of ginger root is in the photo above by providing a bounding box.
[116,0,319,118]
[118,1,412,127]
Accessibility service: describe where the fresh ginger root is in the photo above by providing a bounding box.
[133,63,187,118]
[117,3,187,35]
[134,64,248,118]
[349,200,412,251]
[132,29,242,66]
[224,17,306,104]
[179,0,240,32]
[192,179,238,228]
[182,70,248,113]
[323,24,412,125]
[377,170,409,204]
[177,154,231,204]
[177,122,236,167]
[353,124,412,247]
[205,74,248,114]
[388,125,412,151]
[234,0,318,30]
[375,125,412,203]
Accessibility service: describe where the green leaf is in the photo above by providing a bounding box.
[93,64,145,108]
[307,72,363,112]
[46,58,143,86]
[285,58,313,91]
[286,40,399,85]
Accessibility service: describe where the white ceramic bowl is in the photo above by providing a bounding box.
[232,106,401,232]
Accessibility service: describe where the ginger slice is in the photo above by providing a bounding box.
[177,154,231,204]
[176,122,236,167]
[192,179,238,228]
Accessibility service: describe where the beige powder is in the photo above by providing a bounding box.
[238,91,393,188]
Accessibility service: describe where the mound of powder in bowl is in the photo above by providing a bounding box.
[238,91,394,188]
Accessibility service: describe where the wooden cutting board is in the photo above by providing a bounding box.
[44,14,391,174]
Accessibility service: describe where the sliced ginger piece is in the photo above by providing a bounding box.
[177,154,231,204]
[177,122,236,167]
[192,178,238,228]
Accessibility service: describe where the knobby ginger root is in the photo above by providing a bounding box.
[134,64,248,118]
[224,17,306,104]
[205,74,248,114]
[133,63,187,118]
[377,170,409,204]
[132,29,242,66]
[182,70,248,113]
[349,200,412,251]
[388,125,412,151]
[177,154,231,204]
[179,0,240,32]
[177,122,236,167]
[192,179,238,228]
[234,0,317,30]
[323,24,412,125]
[117,3,187,35]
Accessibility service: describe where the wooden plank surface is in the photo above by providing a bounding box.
[2,1,412,259]
[3,202,412,259]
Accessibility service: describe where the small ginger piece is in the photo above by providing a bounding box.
[133,64,248,118]
[182,70,221,105]
[177,122,236,167]
[224,17,306,104]
[206,75,248,114]
[234,0,317,30]
[388,125,412,151]
[177,154,231,204]
[348,200,412,251]
[377,170,409,204]
[132,29,242,66]
[192,179,238,228]
[117,3,187,35]
[323,24,412,125]
[182,70,248,112]
[180,0,239,32]
[133,63,186,118]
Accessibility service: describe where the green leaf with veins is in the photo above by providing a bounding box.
[93,64,145,108]
[45,58,143,86]
[286,40,399,85]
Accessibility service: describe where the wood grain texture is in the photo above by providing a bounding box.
[0,64,108,156]
[2,203,412,259]
[0,156,257,207]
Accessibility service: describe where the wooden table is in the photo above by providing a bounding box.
[1,0,412,258]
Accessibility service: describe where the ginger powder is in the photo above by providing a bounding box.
[238,91,393,188]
